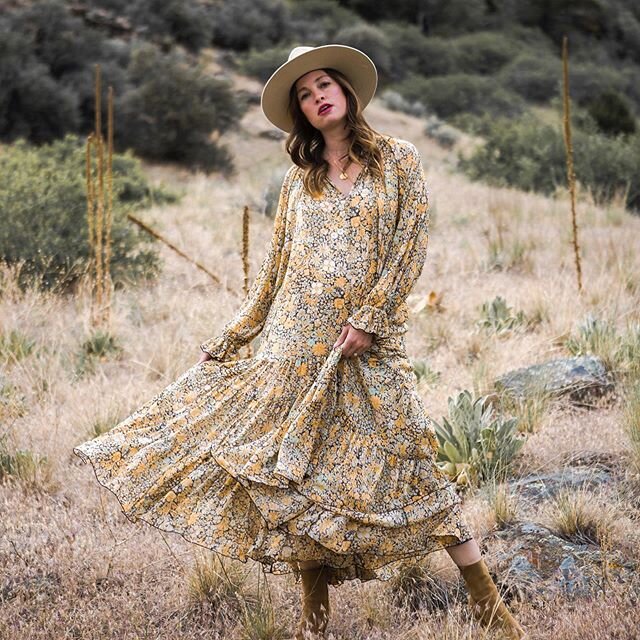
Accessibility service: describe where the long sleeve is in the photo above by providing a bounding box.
[200,164,298,361]
[346,142,430,339]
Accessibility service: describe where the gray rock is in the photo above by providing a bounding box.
[258,129,287,141]
[494,355,614,404]
[488,519,637,602]
[556,555,593,598]
[509,466,614,502]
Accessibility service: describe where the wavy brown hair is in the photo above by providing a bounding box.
[285,68,385,198]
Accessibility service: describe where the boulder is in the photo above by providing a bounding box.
[494,355,614,405]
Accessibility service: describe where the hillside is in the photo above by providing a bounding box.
[1,57,639,637]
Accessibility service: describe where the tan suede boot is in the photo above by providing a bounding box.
[459,558,527,640]
[294,564,331,640]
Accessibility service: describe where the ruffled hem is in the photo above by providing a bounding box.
[73,346,473,586]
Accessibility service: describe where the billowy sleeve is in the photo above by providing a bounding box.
[346,142,430,338]
[200,164,297,360]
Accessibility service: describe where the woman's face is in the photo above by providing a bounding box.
[294,69,348,132]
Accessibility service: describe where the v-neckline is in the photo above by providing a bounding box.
[326,165,367,200]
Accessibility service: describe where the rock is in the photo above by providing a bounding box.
[503,554,544,600]
[556,555,592,598]
[509,466,614,502]
[488,520,637,601]
[494,355,615,405]
[258,129,287,141]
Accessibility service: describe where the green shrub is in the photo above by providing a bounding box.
[0,2,245,171]
[0,330,35,363]
[458,115,640,212]
[0,1,131,142]
[394,73,526,119]
[333,23,392,78]
[289,0,362,44]
[498,52,562,102]
[6,1,105,79]
[0,29,81,144]
[338,0,486,35]
[379,21,456,79]
[0,135,169,290]
[124,0,214,51]
[565,316,640,383]
[75,330,123,377]
[119,44,243,173]
[239,45,294,83]
[585,90,637,136]
[452,31,521,75]
[433,390,525,488]
[0,433,50,487]
[424,115,460,149]
[568,62,630,108]
[380,89,427,117]
[211,0,290,51]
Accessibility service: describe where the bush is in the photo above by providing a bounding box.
[452,31,521,75]
[585,90,637,136]
[380,89,427,117]
[7,0,105,79]
[0,1,133,142]
[0,135,170,290]
[0,2,246,172]
[333,23,392,79]
[289,0,363,44]
[338,0,487,35]
[211,0,290,51]
[379,21,457,79]
[567,62,629,108]
[458,116,640,212]
[498,52,562,103]
[0,29,81,144]
[118,44,244,172]
[125,0,213,51]
[239,45,293,83]
[394,72,526,119]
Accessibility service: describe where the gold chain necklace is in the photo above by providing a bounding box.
[325,152,350,180]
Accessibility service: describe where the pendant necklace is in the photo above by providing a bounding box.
[327,152,350,180]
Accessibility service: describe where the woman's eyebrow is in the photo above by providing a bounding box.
[297,75,330,95]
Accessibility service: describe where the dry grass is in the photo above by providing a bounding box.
[540,485,617,546]
[1,59,639,638]
[484,480,520,529]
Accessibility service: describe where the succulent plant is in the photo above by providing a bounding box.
[433,389,525,488]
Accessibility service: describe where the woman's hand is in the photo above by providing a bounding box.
[198,350,212,364]
[333,323,374,358]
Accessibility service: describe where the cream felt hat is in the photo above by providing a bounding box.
[260,44,378,133]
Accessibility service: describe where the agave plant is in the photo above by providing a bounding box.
[433,390,525,488]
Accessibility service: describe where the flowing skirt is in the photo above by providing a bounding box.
[74,336,473,586]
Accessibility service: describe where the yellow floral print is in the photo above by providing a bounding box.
[74,133,473,587]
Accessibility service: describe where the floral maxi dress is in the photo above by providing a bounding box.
[73,134,473,586]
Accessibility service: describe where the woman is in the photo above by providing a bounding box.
[74,45,526,639]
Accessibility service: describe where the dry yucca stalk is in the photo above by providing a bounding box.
[85,64,114,328]
[241,204,252,358]
[126,213,237,295]
[561,35,583,293]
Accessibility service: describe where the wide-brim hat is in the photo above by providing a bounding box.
[260,44,378,133]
